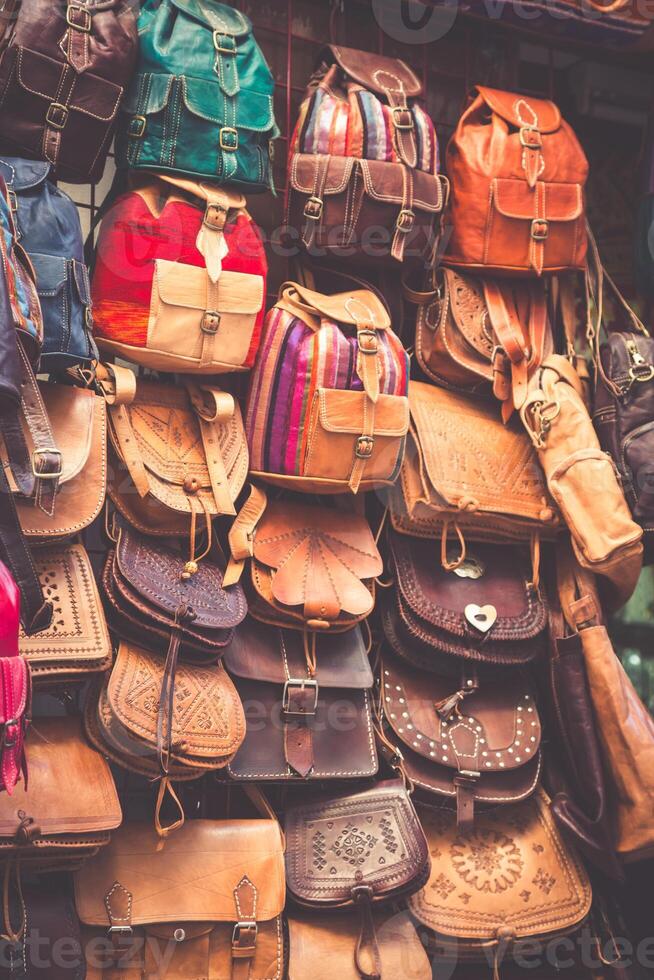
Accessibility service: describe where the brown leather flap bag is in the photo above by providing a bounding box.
[224,619,377,781]
[19,542,111,683]
[74,819,285,980]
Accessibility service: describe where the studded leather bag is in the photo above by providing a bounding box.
[74,819,286,980]
[224,618,378,783]
[445,86,588,275]
[0,0,138,183]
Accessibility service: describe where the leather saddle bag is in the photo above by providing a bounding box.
[390,380,560,546]
[74,818,286,980]
[0,715,121,867]
[224,618,377,782]
[384,531,548,672]
[379,650,541,828]
[19,542,111,684]
[409,789,592,965]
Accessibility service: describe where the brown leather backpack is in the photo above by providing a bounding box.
[0,0,138,182]
[445,86,588,276]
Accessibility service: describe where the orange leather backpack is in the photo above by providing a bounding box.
[444,86,588,276]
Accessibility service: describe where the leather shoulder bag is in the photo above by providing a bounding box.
[0,0,138,183]
[74,818,286,980]
[445,86,588,275]
[224,618,378,782]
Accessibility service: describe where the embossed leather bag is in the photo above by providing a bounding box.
[0,0,138,182]
[116,1,279,191]
[246,283,409,494]
[445,87,588,275]
[74,818,286,980]
[224,618,377,782]
[409,789,592,965]
[284,780,429,978]
[92,174,268,374]
[379,650,541,828]
[521,354,643,608]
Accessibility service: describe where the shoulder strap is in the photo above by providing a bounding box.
[0,463,51,635]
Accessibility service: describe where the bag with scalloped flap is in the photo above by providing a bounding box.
[445,86,588,276]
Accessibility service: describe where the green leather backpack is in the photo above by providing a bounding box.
[115,0,279,192]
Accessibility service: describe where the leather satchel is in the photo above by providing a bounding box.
[19,542,111,683]
[75,818,286,980]
[285,780,429,980]
[409,789,592,964]
[224,618,378,782]
[445,86,588,275]
[380,650,541,828]
[384,531,547,672]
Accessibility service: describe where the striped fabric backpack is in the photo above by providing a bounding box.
[246,281,410,494]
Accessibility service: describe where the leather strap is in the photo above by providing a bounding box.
[224,484,268,586]
[385,85,417,169]
[232,876,258,980]
[453,773,478,831]
[353,887,381,980]
[156,606,195,776]
[283,680,316,778]
[16,341,61,514]
[301,156,330,250]
[390,166,414,263]
[96,362,138,406]
[0,462,51,635]
[104,880,135,958]
[189,386,237,516]
[109,403,151,498]
[484,280,548,417]
[65,1,93,74]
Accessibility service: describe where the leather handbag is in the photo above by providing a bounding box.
[389,380,560,547]
[285,780,429,978]
[0,156,96,368]
[19,542,111,684]
[116,1,279,191]
[409,789,592,966]
[0,560,30,795]
[521,353,643,608]
[0,715,121,866]
[379,650,541,828]
[445,86,588,275]
[102,524,247,663]
[224,618,378,782]
[98,364,248,545]
[0,0,138,183]
[74,818,286,980]
[246,283,409,494]
[287,909,431,980]
[384,531,548,672]
[91,174,268,374]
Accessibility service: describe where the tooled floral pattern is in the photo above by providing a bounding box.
[449,271,494,358]
[450,829,524,893]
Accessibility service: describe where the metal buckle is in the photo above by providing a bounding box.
[303,196,323,220]
[31,448,63,480]
[355,436,374,459]
[85,306,93,329]
[391,106,414,129]
[232,920,258,947]
[357,328,378,355]
[282,678,318,716]
[204,202,228,229]
[219,126,238,152]
[520,126,542,149]
[129,115,146,139]
[530,218,549,241]
[6,188,17,213]
[67,3,92,32]
[396,208,415,233]
[107,926,133,937]
[213,30,236,53]
[201,311,221,334]
[2,718,17,750]
[45,102,69,130]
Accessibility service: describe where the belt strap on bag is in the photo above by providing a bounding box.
[391,165,415,264]
[231,876,258,980]
[186,384,237,516]
[65,0,93,74]
[353,886,382,980]
[224,484,268,586]
[349,297,384,493]
[280,631,317,779]
[300,154,330,251]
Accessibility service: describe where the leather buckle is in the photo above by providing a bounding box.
[396,208,415,233]
[358,328,378,355]
[283,678,318,716]
[2,718,18,750]
[531,218,549,241]
[355,436,374,459]
[31,448,62,480]
[6,188,17,213]
[129,115,147,139]
[219,126,238,152]
[520,126,542,149]
[45,102,69,130]
[201,311,221,334]
[232,920,257,957]
[391,106,414,129]
[213,31,236,53]
[204,202,228,229]
[67,3,92,31]
[303,196,323,220]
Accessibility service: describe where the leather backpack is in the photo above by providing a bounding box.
[445,87,588,275]
[116,1,279,191]
[0,157,96,369]
[0,0,138,183]
[92,174,268,374]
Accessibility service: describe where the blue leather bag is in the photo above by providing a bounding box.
[0,158,97,369]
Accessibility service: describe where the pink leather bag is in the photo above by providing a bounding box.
[0,560,31,794]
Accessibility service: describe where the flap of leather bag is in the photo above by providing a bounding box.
[154,261,264,315]
[318,389,409,437]
[285,780,429,905]
[360,161,444,213]
[0,656,29,725]
[444,268,494,361]
[492,178,583,222]
[282,282,390,331]
[32,383,95,484]
[0,716,121,839]
[224,619,373,689]
[16,47,123,123]
[168,0,252,35]
[0,157,51,191]
[476,87,561,133]
[323,45,423,98]
[381,652,541,772]
[389,533,547,641]
[116,527,247,630]
[407,381,555,524]
[74,818,285,926]
[107,642,245,759]
[409,789,591,940]
[289,154,354,196]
